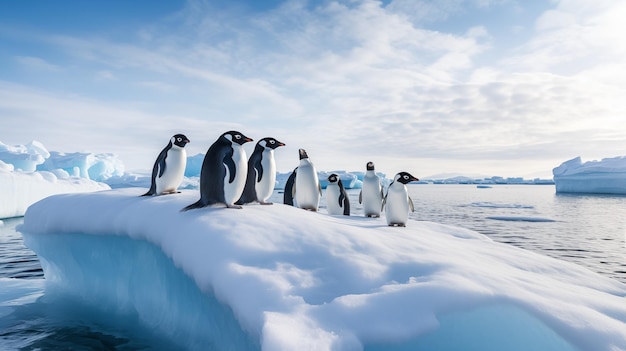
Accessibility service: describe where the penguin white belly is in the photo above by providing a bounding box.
[255,149,276,202]
[325,183,343,215]
[361,174,382,217]
[223,146,248,205]
[295,163,320,210]
[155,148,186,194]
[385,185,410,225]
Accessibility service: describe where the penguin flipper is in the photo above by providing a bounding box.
[157,152,167,178]
[381,194,387,211]
[254,155,264,182]
[408,196,415,212]
[343,192,350,216]
[358,190,362,204]
[224,148,237,183]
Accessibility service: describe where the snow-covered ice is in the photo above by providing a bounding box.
[0,141,111,219]
[553,156,626,194]
[18,189,626,351]
[0,168,109,219]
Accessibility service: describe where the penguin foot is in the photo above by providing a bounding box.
[260,201,274,205]
[226,204,243,209]
[367,214,380,218]
[388,223,406,227]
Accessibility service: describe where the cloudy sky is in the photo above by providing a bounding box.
[1,0,625,178]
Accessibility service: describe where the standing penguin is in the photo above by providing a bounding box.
[182,131,253,210]
[236,137,285,205]
[382,172,419,227]
[326,173,350,216]
[142,134,190,196]
[293,149,321,211]
[359,161,383,217]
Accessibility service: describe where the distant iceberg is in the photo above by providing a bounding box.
[18,189,626,351]
[0,141,111,219]
[553,156,626,195]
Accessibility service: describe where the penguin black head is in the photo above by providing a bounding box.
[366,162,375,171]
[223,131,253,145]
[172,134,190,148]
[299,149,309,160]
[395,172,419,184]
[328,173,339,183]
[260,137,286,150]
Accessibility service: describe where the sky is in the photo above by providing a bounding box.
[1,0,625,179]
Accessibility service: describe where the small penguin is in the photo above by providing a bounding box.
[293,149,322,211]
[283,167,297,206]
[325,173,350,216]
[382,172,419,227]
[236,137,285,205]
[142,134,190,196]
[359,161,384,217]
[182,131,253,211]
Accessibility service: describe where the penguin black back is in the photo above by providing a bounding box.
[337,177,350,216]
[283,167,297,206]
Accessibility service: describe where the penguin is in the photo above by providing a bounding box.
[142,134,190,196]
[283,167,297,206]
[382,172,419,227]
[293,149,322,211]
[182,131,253,211]
[359,161,384,217]
[325,173,350,216]
[236,137,285,205]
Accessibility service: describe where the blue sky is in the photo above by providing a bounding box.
[2,0,625,178]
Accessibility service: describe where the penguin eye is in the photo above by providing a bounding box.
[403,175,409,180]
[235,134,241,140]
[270,140,275,144]
[177,137,182,142]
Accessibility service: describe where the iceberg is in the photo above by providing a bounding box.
[0,168,109,219]
[39,151,125,182]
[553,156,626,194]
[0,140,117,218]
[18,189,626,351]
[0,140,49,172]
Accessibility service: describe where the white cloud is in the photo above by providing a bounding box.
[2,0,626,177]
[14,56,61,72]
[95,70,116,81]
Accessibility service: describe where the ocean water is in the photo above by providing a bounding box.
[1,184,625,349]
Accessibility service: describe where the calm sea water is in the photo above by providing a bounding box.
[1,184,625,349]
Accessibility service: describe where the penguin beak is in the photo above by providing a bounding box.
[411,176,419,182]
[278,142,286,147]
[245,137,253,143]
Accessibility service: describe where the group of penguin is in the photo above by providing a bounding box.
[142,131,419,227]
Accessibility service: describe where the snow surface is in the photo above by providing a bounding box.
[18,189,626,351]
[553,156,626,194]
